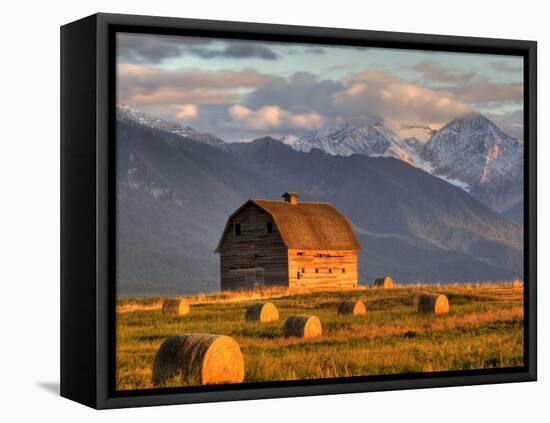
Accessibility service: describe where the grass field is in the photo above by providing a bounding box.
[116,282,524,390]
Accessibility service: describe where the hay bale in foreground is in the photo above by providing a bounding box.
[162,298,190,316]
[284,315,322,338]
[337,300,367,316]
[373,276,394,288]
[417,294,449,315]
[245,302,279,322]
[152,334,244,386]
[409,291,429,307]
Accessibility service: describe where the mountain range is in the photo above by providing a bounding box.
[116,104,524,296]
[117,103,225,147]
[279,113,523,216]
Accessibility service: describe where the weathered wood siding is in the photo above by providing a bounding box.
[219,204,288,290]
[288,249,358,289]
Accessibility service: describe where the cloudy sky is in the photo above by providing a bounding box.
[117,32,524,141]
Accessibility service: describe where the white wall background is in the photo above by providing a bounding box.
[1,0,546,420]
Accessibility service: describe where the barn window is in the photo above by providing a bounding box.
[234,223,241,236]
[266,221,273,233]
[315,268,319,273]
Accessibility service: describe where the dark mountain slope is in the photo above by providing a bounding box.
[225,138,521,250]
[117,122,287,295]
[225,138,523,282]
[502,201,524,225]
[117,126,523,295]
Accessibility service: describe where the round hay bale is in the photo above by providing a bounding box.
[152,334,244,386]
[417,294,450,315]
[284,315,322,338]
[337,300,367,316]
[409,291,429,307]
[245,302,279,322]
[373,276,394,288]
[162,298,190,316]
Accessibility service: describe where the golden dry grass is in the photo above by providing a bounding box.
[116,281,524,390]
[116,285,367,314]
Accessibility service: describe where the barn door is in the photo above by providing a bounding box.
[245,268,265,289]
[255,268,265,286]
[245,269,254,288]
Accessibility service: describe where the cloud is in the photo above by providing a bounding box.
[118,64,274,106]
[128,88,240,106]
[490,61,523,72]
[185,42,278,60]
[228,104,325,130]
[229,66,499,137]
[244,71,344,116]
[485,109,524,141]
[240,67,486,130]
[175,104,198,119]
[117,33,208,63]
[449,77,523,104]
[414,61,476,83]
[117,33,279,63]
[332,67,472,127]
[117,59,524,141]
[305,46,326,54]
[118,64,272,89]
[414,61,523,105]
[349,67,402,85]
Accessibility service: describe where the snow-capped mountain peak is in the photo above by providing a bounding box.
[397,123,437,144]
[278,116,431,167]
[279,134,312,152]
[277,113,522,214]
[421,112,523,212]
[116,103,225,147]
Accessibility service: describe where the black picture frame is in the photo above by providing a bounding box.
[60,12,537,409]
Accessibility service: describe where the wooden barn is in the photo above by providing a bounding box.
[215,192,361,290]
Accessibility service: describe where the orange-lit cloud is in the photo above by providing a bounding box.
[118,64,274,107]
[128,88,239,106]
[333,68,472,127]
[176,104,199,119]
[414,61,523,104]
[229,104,325,130]
[414,61,476,84]
[117,61,523,140]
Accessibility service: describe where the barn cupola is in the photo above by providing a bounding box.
[282,191,299,205]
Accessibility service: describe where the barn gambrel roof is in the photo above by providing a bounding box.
[215,197,361,252]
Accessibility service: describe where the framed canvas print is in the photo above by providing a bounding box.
[60,13,537,409]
